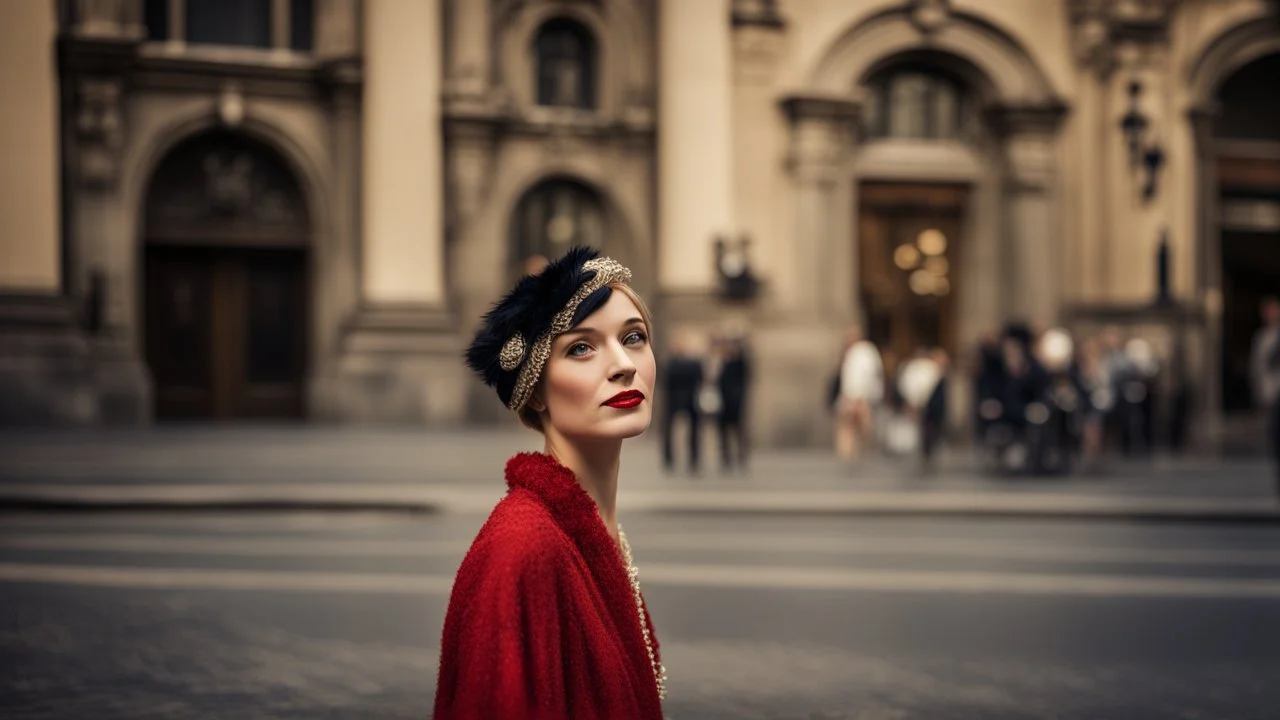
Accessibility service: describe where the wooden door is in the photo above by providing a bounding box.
[857,182,968,365]
[145,248,216,419]
[145,247,308,420]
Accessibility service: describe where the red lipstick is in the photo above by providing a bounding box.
[603,390,645,409]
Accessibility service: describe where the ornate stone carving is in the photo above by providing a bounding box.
[907,0,951,36]
[781,95,860,181]
[146,133,309,240]
[1068,0,1177,75]
[987,102,1069,190]
[76,78,124,189]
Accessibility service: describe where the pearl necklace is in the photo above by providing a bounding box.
[617,527,667,701]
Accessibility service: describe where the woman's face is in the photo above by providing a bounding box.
[537,289,656,442]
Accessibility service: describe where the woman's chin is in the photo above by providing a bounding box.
[603,413,652,440]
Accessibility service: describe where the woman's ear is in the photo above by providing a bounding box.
[527,388,547,414]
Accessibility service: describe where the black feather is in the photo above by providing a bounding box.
[464,246,607,407]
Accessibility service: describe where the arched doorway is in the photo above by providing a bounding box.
[142,130,311,420]
[1213,53,1280,415]
[853,56,988,364]
[508,176,621,278]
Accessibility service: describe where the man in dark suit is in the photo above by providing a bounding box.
[716,334,752,473]
[920,348,949,473]
[662,331,704,475]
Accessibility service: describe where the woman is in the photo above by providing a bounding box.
[834,325,884,461]
[434,247,666,720]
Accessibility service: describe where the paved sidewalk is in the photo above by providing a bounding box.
[0,426,1276,521]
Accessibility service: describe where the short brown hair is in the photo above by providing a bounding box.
[518,283,654,433]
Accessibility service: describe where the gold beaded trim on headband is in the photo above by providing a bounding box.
[507,257,633,412]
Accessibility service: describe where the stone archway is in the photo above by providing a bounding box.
[504,173,647,294]
[785,6,1065,357]
[1188,20,1280,426]
[141,129,312,420]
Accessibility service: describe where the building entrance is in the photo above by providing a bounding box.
[141,130,311,420]
[857,182,969,365]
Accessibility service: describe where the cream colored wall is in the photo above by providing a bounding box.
[0,2,61,292]
[1067,0,1274,307]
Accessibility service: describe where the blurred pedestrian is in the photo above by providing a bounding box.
[1076,336,1109,471]
[919,348,950,473]
[444,247,666,718]
[835,326,884,462]
[715,332,751,473]
[662,329,704,475]
[1251,296,1280,494]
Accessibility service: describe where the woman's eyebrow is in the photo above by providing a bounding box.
[560,319,646,339]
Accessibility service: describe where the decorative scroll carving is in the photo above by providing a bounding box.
[907,0,950,36]
[145,131,309,245]
[1068,0,1177,75]
[76,78,124,189]
[781,95,860,182]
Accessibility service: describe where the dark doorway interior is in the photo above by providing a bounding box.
[145,246,308,420]
[142,129,311,421]
[1220,228,1280,414]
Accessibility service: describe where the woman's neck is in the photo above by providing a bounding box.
[544,434,623,539]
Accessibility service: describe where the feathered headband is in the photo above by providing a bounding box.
[464,246,633,412]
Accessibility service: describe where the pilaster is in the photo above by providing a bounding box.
[988,102,1068,325]
[781,95,858,316]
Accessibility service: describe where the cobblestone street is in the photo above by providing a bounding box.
[4,511,1280,719]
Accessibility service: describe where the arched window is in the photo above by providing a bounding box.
[1217,53,1280,141]
[534,18,597,109]
[864,68,968,140]
[512,179,605,273]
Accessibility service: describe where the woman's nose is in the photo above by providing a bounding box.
[607,342,637,380]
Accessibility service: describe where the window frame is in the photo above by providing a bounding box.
[866,68,967,141]
[531,16,599,111]
[145,0,313,52]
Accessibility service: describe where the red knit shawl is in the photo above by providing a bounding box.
[433,452,664,720]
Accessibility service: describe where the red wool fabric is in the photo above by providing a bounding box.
[433,452,665,720]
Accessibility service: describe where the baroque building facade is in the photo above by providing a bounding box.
[1,0,1278,447]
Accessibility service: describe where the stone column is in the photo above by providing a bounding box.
[731,0,785,303]
[742,94,858,449]
[361,0,445,307]
[781,95,858,318]
[1188,105,1221,444]
[990,103,1068,325]
[326,0,466,425]
[658,0,734,298]
[446,0,490,104]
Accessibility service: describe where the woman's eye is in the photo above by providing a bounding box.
[624,330,648,346]
[567,342,591,357]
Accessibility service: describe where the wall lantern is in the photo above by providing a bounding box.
[1119,79,1165,203]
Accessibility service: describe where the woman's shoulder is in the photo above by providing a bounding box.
[465,491,579,570]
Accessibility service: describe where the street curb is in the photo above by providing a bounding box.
[2,492,1277,524]
[0,497,441,514]
[644,505,1280,525]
